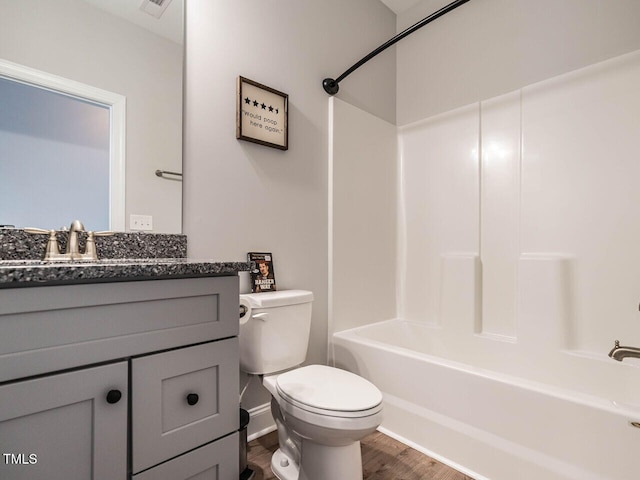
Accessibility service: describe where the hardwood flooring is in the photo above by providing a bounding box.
[246,430,475,480]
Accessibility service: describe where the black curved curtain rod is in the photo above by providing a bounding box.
[322,0,472,95]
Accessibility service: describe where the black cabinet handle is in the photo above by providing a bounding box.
[186,393,199,406]
[106,389,122,404]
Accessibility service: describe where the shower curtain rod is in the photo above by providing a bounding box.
[322,0,471,95]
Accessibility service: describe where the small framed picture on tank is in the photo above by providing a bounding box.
[236,76,288,150]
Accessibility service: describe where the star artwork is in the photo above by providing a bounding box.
[245,96,278,113]
[238,77,288,150]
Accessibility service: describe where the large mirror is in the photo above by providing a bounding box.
[0,0,183,233]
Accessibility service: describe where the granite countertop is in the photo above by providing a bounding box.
[1,229,188,261]
[0,228,249,288]
[0,258,250,288]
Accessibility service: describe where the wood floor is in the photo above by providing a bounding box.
[246,430,475,480]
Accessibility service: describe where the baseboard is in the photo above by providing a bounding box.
[246,402,276,442]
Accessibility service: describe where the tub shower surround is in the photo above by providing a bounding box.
[330,49,640,480]
[0,228,249,286]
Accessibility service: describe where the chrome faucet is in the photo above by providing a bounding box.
[608,340,640,362]
[25,220,112,261]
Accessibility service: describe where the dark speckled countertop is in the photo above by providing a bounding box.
[0,228,249,288]
[0,258,249,288]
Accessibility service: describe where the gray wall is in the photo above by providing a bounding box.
[183,0,396,410]
[397,0,640,125]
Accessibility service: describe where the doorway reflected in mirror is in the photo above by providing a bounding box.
[0,76,111,230]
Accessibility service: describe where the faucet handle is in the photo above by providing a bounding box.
[24,227,52,235]
[84,232,98,261]
[82,230,114,261]
[24,228,63,260]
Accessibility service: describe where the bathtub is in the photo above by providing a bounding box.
[332,319,640,480]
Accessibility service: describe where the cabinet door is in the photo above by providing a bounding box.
[133,433,238,480]
[0,362,127,480]
[132,339,238,473]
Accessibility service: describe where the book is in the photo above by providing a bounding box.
[248,252,277,293]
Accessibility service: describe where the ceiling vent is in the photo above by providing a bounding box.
[139,0,173,19]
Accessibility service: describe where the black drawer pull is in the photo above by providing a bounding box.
[106,389,122,404]
[186,393,199,406]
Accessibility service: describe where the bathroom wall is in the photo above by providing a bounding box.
[0,0,183,233]
[183,0,396,427]
[397,0,640,124]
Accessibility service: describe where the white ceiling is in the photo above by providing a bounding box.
[80,0,183,44]
[379,0,424,14]
[77,0,426,46]
[80,0,413,43]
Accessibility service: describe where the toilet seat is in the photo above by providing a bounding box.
[277,392,383,435]
[275,365,383,419]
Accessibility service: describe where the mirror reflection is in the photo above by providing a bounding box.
[0,77,111,230]
[0,0,183,233]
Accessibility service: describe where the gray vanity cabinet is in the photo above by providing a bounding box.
[0,275,240,480]
[0,362,128,480]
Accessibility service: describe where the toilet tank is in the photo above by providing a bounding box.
[239,290,313,375]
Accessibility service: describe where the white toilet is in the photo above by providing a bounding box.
[239,290,383,480]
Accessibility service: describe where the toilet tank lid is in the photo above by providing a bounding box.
[240,289,313,308]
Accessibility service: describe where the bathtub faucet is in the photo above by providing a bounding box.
[608,340,640,362]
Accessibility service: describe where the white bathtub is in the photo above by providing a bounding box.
[332,319,640,480]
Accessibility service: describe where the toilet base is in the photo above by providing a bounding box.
[299,439,362,480]
[271,441,363,480]
[271,448,298,480]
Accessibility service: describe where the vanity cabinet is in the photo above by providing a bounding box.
[0,275,240,480]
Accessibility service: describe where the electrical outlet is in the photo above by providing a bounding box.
[130,214,153,231]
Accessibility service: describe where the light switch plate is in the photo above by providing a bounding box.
[130,214,153,231]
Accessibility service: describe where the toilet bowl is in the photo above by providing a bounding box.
[238,291,383,480]
[263,365,383,480]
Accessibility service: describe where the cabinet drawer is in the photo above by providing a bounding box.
[0,276,239,382]
[132,339,239,473]
[132,433,238,480]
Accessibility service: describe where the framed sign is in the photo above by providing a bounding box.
[236,76,288,150]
